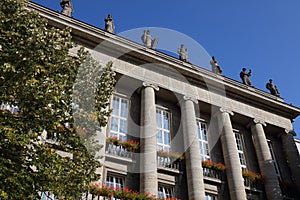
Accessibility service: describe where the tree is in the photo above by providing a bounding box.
[0,0,115,199]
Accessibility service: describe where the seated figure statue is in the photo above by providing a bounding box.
[104,14,115,34]
[60,0,73,17]
[141,30,158,49]
[266,79,280,97]
[178,44,188,62]
[240,68,252,86]
[210,56,222,74]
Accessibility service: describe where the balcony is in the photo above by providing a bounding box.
[242,170,263,191]
[105,143,133,160]
[243,177,262,190]
[203,167,223,180]
[157,155,181,171]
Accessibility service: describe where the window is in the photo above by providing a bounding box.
[234,131,247,169]
[106,174,125,189]
[110,95,129,141]
[268,141,280,177]
[41,192,58,200]
[46,132,59,141]
[205,193,218,200]
[0,103,18,114]
[197,120,210,161]
[158,185,174,199]
[156,108,171,151]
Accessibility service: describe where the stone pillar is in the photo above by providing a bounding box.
[281,130,300,195]
[180,96,205,200]
[217,108,247,200]
[250,119,282,199]
[139,82,159,196]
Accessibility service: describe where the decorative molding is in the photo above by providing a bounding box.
[253,118,267,127]
[219,107,234,116]
[142,82,159,91]
[183,95,198,104]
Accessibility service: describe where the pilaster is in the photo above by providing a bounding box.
[139,82,159,196]
[217,108,247,200]
[250,119,282,199]
[181,96,205,200]
[281,129,300,195]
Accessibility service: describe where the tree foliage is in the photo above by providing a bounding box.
[0,0,115,199]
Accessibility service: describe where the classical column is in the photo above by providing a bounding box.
[250,119,282,199]
[281,129,300,194]
[139,82,159,196]
[180,96,205,200]
[217,108,247,200]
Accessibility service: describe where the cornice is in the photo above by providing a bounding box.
[27,2,300,121]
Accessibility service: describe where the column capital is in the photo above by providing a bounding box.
[219,107,234,116]
[183,95,198,104]
[253,118,267,127]
[142,82,159,91]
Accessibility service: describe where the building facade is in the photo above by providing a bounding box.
[30,2,300,200]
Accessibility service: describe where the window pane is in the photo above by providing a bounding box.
[119,119,127,134]
[109,95,129,140]
[119,134,126,142]
[156,111,162,128]
[163,112,170,130]
[197,125,201,139]
[112,96,119,115]
[109,133,117,138]
[157,130,163,143]
[110,117,119,131]
[164,132,170,145]
[120,99,128,118]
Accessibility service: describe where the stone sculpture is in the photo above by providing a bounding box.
[177,44,188,62]
[240,68,252,86]
[266,79,280,97]
[60,0,73,17]
[210,56,222,74]
[104,14,115,34]
[141,30,158,49]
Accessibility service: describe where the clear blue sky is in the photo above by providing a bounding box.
[31,0,300,137]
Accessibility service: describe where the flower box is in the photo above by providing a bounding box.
[202,160,226,172]
[106,137,139,153]
[157,150,184,161]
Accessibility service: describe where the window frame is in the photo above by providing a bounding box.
[109,94,130,142]
[156,106,172,152]
[267,140,281,177]
[158,184,175,199]
[105,173,125,189]
[205,193,218,200]
[197,119,210,161]
[233,130,247,169]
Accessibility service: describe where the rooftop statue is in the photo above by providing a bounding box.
[240,68,252,86]
[60,0,73,17]
[210,56,222,74]
[266,79,280,97]
[104,14,115,34]
[141,30,158,49]
[177,44,188,62]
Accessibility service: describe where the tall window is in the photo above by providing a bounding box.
[197,120,210,161]
[234,131,247,169]
[156,108,171,151]
[110,95,129,141]
[268,141,281,177]
[106,174,125,189]
[158,185,174,199]
[205,193,218,200]
[0,103,18,114]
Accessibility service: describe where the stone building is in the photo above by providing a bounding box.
[29,2,300,200]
